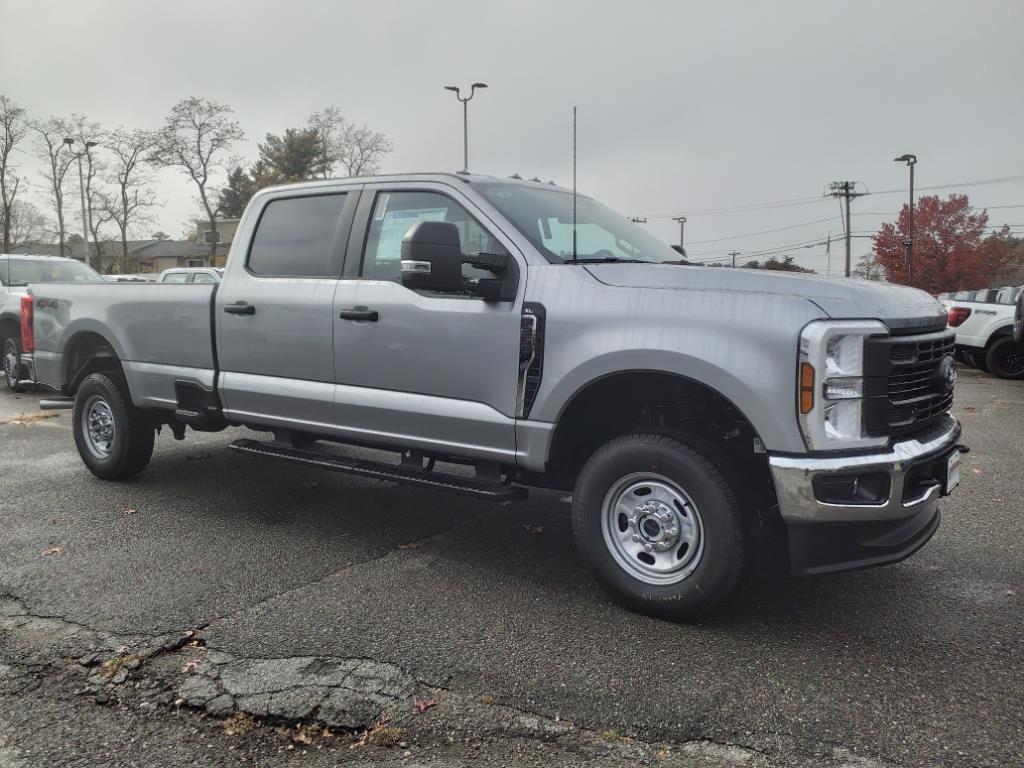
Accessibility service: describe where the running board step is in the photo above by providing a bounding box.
[230,439,527,502]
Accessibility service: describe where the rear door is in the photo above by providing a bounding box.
[329,182,524,464]
[216,188,361,428]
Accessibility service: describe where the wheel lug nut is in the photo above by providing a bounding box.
[644,543,653,553]
[632,534,640,542]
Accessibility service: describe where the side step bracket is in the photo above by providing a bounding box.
[229,439,527,502]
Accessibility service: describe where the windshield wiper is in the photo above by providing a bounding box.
[570,256,648,264]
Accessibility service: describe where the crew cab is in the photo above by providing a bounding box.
[15,174,966,619]
[1,253,104,391]
[944,285,1023,379]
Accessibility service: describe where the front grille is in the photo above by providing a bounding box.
[864,330,956,436]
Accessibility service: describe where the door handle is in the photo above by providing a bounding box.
[339,306,379,321]
[224,301,255,315]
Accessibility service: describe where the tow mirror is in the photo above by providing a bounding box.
[400,221,464,294]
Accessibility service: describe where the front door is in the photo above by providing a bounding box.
[330,184,523,464]
[216,188,359,429]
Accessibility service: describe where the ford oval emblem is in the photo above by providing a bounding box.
[935,356,957,392]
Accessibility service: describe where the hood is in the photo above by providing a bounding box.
[584,264,947,329]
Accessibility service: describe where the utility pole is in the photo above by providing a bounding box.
[827,181,866,277]
[729,250,740,268]
[672,215,687,254]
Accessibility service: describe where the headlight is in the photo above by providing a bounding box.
[798,320,889,451]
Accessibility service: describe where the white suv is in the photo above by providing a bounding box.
[945,285,1023,379]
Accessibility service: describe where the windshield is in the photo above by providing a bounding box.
[1,257,104,286]
[479,183,681,264]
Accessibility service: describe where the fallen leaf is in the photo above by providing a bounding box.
[523,524,544,535]
[1007,589,1017,597]
[182,660,200,673]
[124,508,137,515]
[414,697,438,714]
[963,406,976,412]
[397,542,421,550]
[972,469,981,475]
[41,547,64,556]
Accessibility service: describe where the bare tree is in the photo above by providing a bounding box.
[31,116,76,257]
[103,128,159,272]
[7,200,47,248]
[152,98,243,262]
[0,95,28,252]
[307,106,393,179]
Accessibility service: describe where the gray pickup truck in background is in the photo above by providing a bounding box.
[15,174,966,619]
[1,254,104,391]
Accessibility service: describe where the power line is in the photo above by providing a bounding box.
[646,173,1024,220]
[688,215,842,244]
[828,181,867,277]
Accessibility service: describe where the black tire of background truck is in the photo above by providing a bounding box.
[72,372,155,480]
[985,336,1024,380]
[2,336,23,392]
[1014,296,1024,344]
[966,350,990,373]
[571,432,745,621]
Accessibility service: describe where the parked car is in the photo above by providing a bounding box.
[1,253,104,391]
[158,267,223,284]
[945,285,1023,378]
[104,274,155,283]
[15,174,965,619]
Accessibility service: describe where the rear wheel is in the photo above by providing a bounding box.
[2,336,23,392]
[72,372,155,480]
[985,336,1024,380]
[571,433,744,621]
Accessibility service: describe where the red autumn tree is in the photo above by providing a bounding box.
[873,194,1014,293]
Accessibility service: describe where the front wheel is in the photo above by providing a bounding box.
[571,433,744,621]
[985,336,1024,380]
[3,336,23,392]
[72,372,155,480]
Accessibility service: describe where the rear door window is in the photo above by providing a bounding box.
[162,272,189,283]
[247,194,348,277]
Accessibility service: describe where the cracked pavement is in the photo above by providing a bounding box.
[0,368,1022,766]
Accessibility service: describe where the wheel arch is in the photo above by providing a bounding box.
[62,330,124,395]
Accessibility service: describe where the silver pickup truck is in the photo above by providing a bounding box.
[15,174,965,619]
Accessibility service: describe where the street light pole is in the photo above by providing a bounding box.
[444,82,487,173]
[672,216,687,255]
[894,154,917,286]
[64,138,91,269]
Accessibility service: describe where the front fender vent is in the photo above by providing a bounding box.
[517,303,546,419]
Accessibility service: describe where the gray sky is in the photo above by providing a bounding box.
[4,0,1023,272]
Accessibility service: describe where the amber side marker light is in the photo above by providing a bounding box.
[799,362,815,414]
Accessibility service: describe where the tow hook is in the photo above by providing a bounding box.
[955,444,970,454]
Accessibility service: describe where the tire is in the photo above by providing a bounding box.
[1014,296,1023,345]
[3,336,24,392]
[966,350,990,373]
[72,372,155,480]
[571,432,744,621]
[985,336,1024,380]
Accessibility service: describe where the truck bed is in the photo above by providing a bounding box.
[31,282,216,408]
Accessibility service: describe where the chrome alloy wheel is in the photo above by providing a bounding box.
[82,395,116,459]
[600,472,705,585]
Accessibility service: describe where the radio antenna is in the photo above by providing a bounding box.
[572,105,577,264]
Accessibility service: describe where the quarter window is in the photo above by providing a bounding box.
[361,191,506,281]
[248,194,347,277]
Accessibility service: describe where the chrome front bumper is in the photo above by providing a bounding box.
[768,415,962,523]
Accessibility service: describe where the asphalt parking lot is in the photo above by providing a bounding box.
[0,367,1021,767]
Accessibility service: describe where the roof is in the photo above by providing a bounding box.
[10,239,204,261]
[0,252,83,262]
[254,172,574,197]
